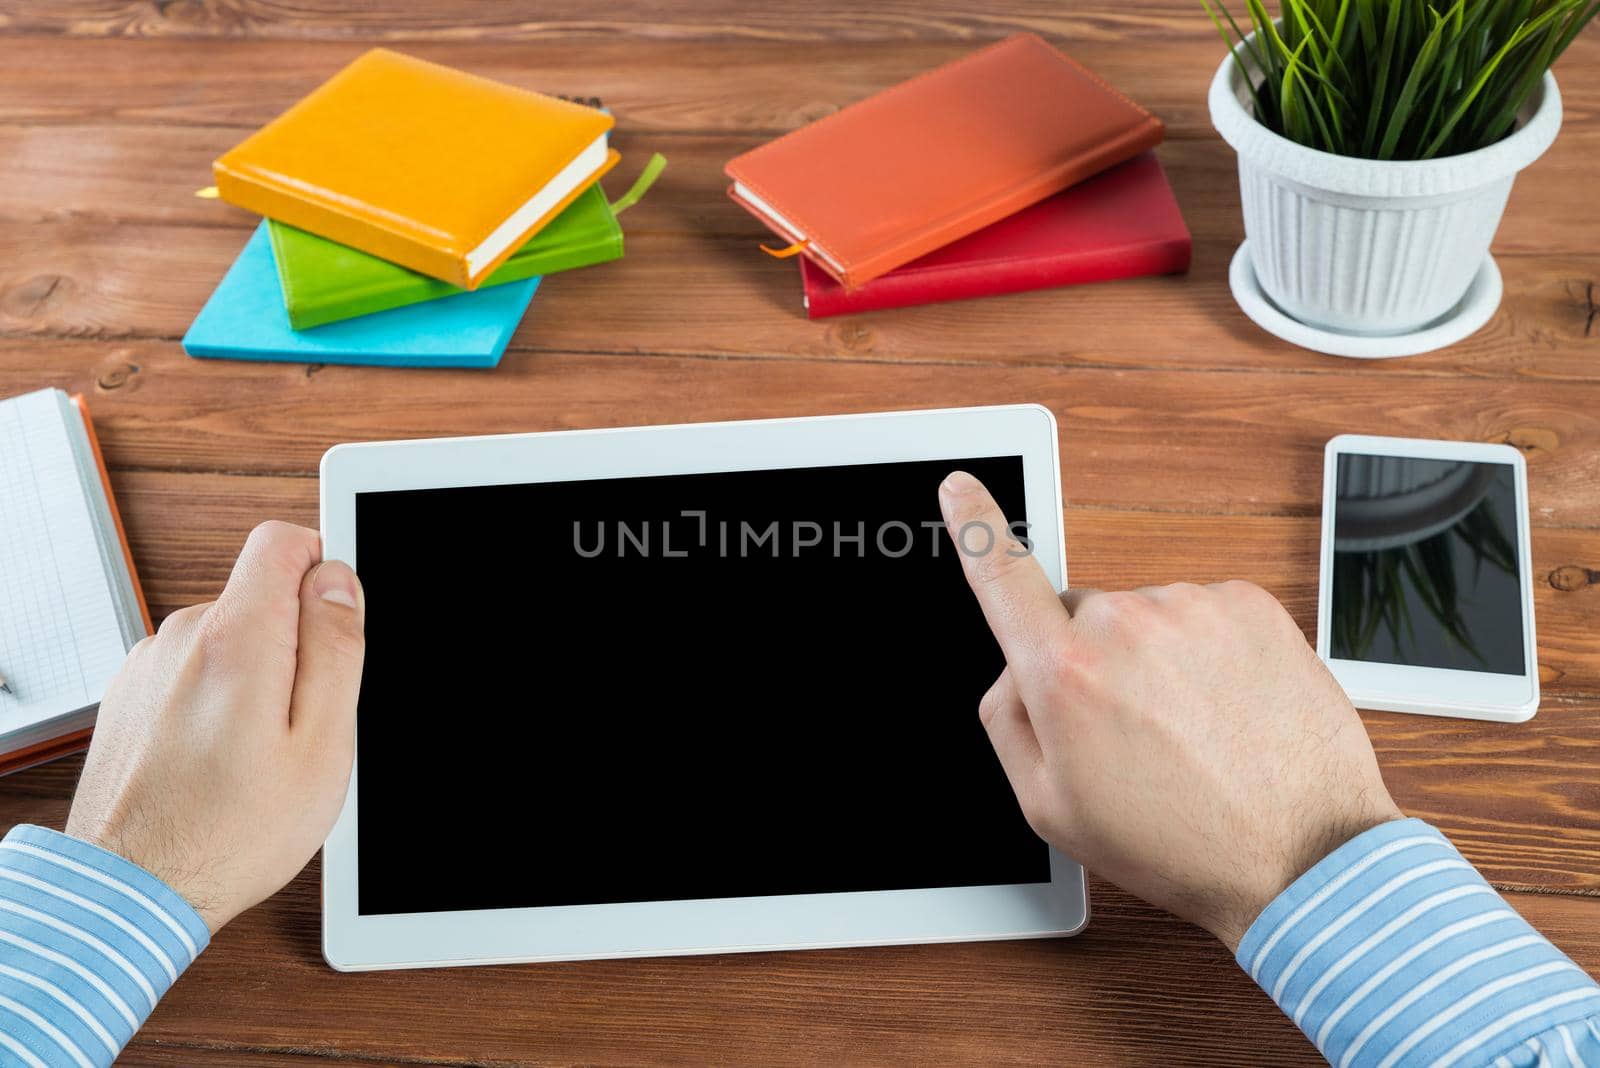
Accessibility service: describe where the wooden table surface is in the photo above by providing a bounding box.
[2,2,1597,1064]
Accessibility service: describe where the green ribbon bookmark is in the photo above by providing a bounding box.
[608,152,667,216]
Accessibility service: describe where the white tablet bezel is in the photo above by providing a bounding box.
[1317,434,1539,723]
[320,404,1086,971]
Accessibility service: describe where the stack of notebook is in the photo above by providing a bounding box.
[724,34,1192,318]
[185,49,662,368]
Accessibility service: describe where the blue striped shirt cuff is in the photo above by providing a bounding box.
[0,824,209,1068]
[1238,818,1600,1068]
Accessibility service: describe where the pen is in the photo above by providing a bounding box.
[0,671,12,696]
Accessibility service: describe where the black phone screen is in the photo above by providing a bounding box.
[1330,453,1525,675]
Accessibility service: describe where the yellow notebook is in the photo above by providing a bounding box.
[213,49,619,289]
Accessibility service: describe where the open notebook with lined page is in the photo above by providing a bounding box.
[0,388,149,773]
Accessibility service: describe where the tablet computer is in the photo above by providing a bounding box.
[320,405,1086,970]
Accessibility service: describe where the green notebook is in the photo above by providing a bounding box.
[269,183,623,329]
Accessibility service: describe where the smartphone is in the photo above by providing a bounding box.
[1317,434,1539,722]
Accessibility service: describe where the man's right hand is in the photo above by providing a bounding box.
[938,470,1404,950]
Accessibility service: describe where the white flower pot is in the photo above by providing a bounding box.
[1209,41,1562,337]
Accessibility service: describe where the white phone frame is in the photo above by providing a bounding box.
[1317,434,1539,723]
[319,404,1086,971]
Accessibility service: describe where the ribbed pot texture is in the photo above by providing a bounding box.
[1209,40,1562,337]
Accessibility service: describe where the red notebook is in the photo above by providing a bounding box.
[799,152,1190,318]
[727,34,1164,289]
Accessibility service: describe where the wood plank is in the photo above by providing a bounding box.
[5,217,1596,379]
[0,11,1591,1066]
[0,37,1234,136]
[0,757,1594,1068]
[0,34,1593,140]
[114,464,1600,647]
[3,126,1271,238]
[4,117,1597,260]
[4,341,1600,525]
[2,41,1594,386]
[107,869,1472,1066]
[6,0,1598,98]
[2,723,1596,1063]
[113,882,1600,1064]
[1,125,1596,380]
[0,0,1342,44]
[120,1050,419,1068]
[108,466,1600,694]
[48,863,1600,1065]
[0,469,1584,889]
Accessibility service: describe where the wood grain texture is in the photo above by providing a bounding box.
[119,1051,421,1067]
[0,0,1336,42]
[3,341,1599,530]
[1,753,1596,1067]
[0,4,1597,1064]
[112,473,1600,891]
[0,34,1593,139]
[5,215,1598,377]
[0,739,1594,1068]
[130,874,1600,1068]
[0,468,1593,896]
[1,78,1597,384]
[63,454,1600,708]
[4,114,1596,252]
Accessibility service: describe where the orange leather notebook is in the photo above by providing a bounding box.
[214,49,619,289]
[725,34,1164,290]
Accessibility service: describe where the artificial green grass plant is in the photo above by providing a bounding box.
[1203,0,1597,160]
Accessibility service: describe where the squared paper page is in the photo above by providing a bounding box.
[0,388,130,732]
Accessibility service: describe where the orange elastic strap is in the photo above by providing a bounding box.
[760,239,809,259]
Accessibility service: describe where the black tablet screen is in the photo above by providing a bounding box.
[354,455,1050,915]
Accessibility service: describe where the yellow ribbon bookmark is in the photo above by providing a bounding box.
[760,239,809,259]
[194,186,220,199]
[608,153,667,216]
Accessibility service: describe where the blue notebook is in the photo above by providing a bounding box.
[183,222,540,368]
